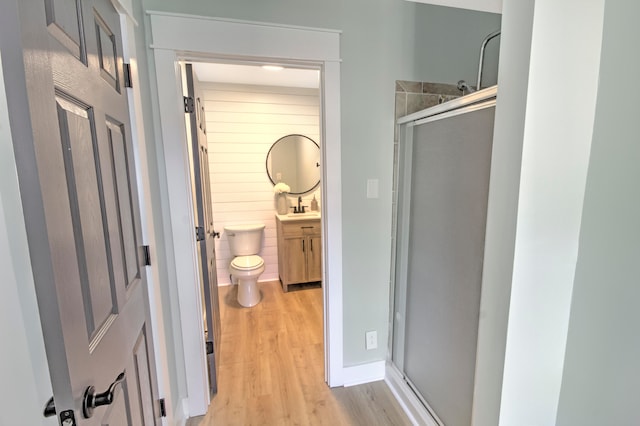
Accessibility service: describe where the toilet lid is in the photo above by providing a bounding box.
[231,255,264,270]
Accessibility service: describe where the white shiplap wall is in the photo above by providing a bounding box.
[203,83,321,286]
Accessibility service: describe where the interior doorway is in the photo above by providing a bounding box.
[186,59,325,398]
[148,12,343,417]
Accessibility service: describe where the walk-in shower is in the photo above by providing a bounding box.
[389,86,497,426]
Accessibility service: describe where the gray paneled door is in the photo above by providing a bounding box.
[184,64,222,395]
[5,0,159,424]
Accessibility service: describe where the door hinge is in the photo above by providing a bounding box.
[142,245,151,266]
[123,63,133,88]
[195,226,205,242]
[206,340,214,355]
[159,398,167,418]
[183,96,194,113]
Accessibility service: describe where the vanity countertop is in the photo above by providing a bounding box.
[276,212,321,222]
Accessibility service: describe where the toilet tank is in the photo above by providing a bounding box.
[224,224,265,256]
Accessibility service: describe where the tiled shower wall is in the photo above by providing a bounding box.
[393,80,461,187]
[394,80,461,121]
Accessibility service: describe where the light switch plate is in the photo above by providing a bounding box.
[366,179,379,199]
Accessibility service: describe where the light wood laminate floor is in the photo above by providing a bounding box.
[187,281,411,426]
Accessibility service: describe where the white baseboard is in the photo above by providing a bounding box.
[342,360,385,387]
[385,363,439,426]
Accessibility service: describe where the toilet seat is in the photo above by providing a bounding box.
[231,255,264,270]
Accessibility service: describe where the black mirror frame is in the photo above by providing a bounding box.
[266,134,320,195]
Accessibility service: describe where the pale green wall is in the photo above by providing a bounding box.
[497,0,605,422]
[556,1,640,424]
[140,0,500,366]
[414,5,501,85]
[0,164,54,426]
[0,54,54,426]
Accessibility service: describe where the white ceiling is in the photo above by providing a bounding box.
[192,63,320,88]
[406,0,502,14]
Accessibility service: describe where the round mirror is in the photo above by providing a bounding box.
[266,134,320,195]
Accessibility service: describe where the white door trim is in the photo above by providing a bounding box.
[148,12,344,416]
[118,8,173,424]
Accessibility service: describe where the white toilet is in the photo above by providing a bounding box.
[224,224,266,307]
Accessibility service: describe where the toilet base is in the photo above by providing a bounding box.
[237,279,261,307]
[229,258,264,308]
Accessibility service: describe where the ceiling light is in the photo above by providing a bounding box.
[262,65,284,71]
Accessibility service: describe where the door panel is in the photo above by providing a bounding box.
[9,0,158,423]
[308,236,322,282]
[56,93,115,338]
[106,119,141,289]
[284,238,306,283]
[201,143,222,387]
[94,12,119,91]
[44,0,84,61]
[132,331,156,426]
[124,328,156,426]
[185,63,221,395]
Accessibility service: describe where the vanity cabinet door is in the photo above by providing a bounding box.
[283,237,307,286]
[307,236,322,282]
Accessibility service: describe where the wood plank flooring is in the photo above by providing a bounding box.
[187,281,411,426]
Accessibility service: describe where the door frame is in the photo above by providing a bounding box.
[148,12,344,416]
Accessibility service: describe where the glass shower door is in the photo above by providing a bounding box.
[392,101,496,426]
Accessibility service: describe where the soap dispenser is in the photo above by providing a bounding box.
[310,195,319,211]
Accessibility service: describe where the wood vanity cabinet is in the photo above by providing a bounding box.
[276,217,322,292]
